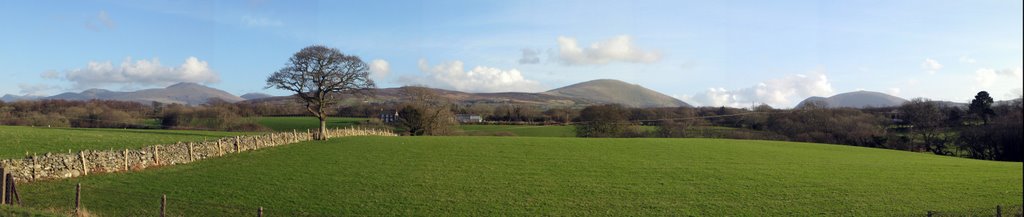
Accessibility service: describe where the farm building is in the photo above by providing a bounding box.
[456,114,483,123]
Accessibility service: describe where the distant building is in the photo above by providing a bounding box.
[379,110,399,123]
[455,114,483,123]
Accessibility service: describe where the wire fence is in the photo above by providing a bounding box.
[15,182,1024,216]
[927,204,1023,217]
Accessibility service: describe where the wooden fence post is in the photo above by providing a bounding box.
[154,146,160,166]
[997,205,1002,217]
[217,140,223,156]
[123,149,129,171]
[160,194,166,217]
[75,183,81,215]
[5,174,18,205]
[258,206,264,217]
[188,142,194,162]
[235,136,241,153]
[0,167,5,204]
[79,151,89,176]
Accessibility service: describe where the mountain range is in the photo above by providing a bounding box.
[797,91,909,108]
[249,79,691,108]
[31,83,247,105]
[2,79,688,108]
[7,80,1002,109]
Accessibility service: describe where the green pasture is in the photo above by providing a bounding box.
[0,125,248,159]
[19,136,1022,216]
[253,116,368,132]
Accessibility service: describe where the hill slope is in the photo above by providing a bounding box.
[241,92,274,100]
[798,91,908,108]
[252,79,690,108]
[44,82,244,105]
[21,137,1021,216]
[543,79,691,108]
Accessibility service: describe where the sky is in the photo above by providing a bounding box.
[1,0,1021,108]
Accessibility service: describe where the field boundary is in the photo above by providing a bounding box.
[0,127,396,183]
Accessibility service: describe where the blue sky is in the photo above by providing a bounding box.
[1,0,1021,107]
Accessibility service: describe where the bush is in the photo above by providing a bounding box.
[575,104,637,138]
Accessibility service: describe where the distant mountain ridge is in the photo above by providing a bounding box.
[41,82,244,105]
[543,79,691,108]
[8,79,688,108]
[241,93,274,100]
[252,79,691,108]
[1,94,40,102]
[797,91,908,108]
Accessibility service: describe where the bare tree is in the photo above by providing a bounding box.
[394,86,457,136]
[266,45,375,140]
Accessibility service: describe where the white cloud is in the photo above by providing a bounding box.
[975,68,998,88]
[369,59,390,80]
[409,59,543,93]
[85,10,116,31]
[62,56,220,89]
[556,35,661,65]
[241,15,283,27]
[518,49,541,64]
[959,56,977,64]
[686,71,833,108]
[921,58,943,74]
[975,65,1024,88]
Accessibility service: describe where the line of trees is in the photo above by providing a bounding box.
[0,99,269,131]
[573,91,1021,162]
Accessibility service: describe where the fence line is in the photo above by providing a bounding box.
[0,127,396,184]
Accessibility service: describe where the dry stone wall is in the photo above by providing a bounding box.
[0,127,396,183]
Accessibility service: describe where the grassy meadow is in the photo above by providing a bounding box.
[19,136,1023,216]
[254,116,368,132]
[457,125,577,137]
[0,125,249,159]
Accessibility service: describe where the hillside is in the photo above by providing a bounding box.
[544,79,691,108]
[797,91,908,108]
[44,82,244,105]
[1,94,39,102]
[241,92,274,100]
[252,79,690,108]
[20,136,1022,216]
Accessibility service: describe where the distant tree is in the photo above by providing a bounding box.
[968,91,996,125]
[656,108,698,138]
[266,45,375,140]
[392,86,457,136]
[899,98,951,154]
[395,104,425,135]
[575,104,635,137]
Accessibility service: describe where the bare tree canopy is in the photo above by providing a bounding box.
[266,45,375,139]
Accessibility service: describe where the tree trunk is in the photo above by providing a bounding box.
[318,117,327,140]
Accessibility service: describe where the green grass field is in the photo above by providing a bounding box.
[254,116,368,132]
[20,136,1022,216]
[458,125,578,137]
[0,125,249,159]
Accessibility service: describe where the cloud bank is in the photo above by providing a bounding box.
[407,59,542,93]
[975,66,1023,88]
[557,35,661,65]
[58,56,220,89]
[682,72,834,108]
